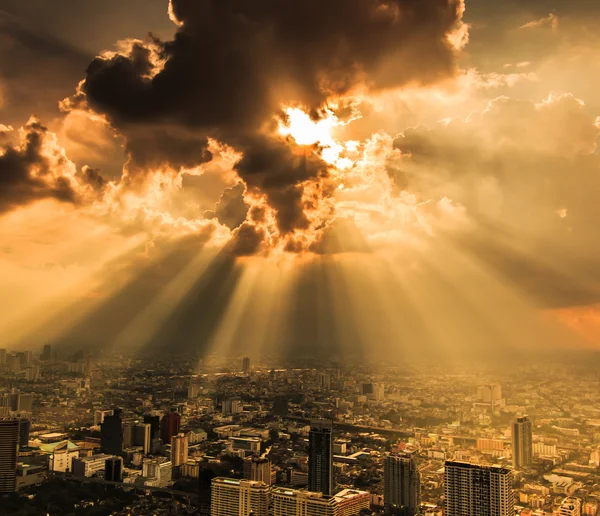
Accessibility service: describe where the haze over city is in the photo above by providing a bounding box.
[1,0,600,515]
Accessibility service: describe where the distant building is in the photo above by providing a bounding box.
[244,456,273,485]
[40,345,52,361]
[188,383,199,399]
[308,419,334,496]
[384,452,420,516]
[18,418,30,448]
[40,440,80,472]
[211,478,270,516]
[513,416,533,469]
[0,348,6,366]
[445,461,514,516]
[0,418,19,493]
[171,433,189,467]
[242,357,251,372]
[143,414,161,440]
[101,409,123,455]
[222,399,243,415]
[318,372,331,391]
[105,456,123,482]
[160,411,181,444]
[559,497,582,516]
[134,423,151,455]
[94,409,114,427]
[72,454,113,477]
[272,487,370,516]
[143,457,172,487]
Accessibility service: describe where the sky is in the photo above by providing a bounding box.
[1,0,599,363]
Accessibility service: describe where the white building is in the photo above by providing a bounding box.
[211,478,269,516]
[559,497,582,516]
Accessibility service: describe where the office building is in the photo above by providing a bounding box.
[160,411,181,444]
[18,418,30,448]
[272,487,370,516]
[308,419,334,496]
[40,345,52,361]
[72,454,112,477]
[144,414,161,440]
[105,456,123,482]
[171,433,189,467]
[101,409,123,455]
[135,423,151,455]
[559,497,582,516]
[242,357,251,372]
[123,423,135,449]
[244,456,273,485]
[94,409,114,427]
[444,461,514,516]
[211,478,270,516]
[222,398,243,415]
[384,452,420,516]
[512,416,533,469]
[0,419,19,493]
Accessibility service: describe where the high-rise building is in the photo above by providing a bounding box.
[0,419,19,493]
[40,345,52,361]
[188,383,199,399]
[222,398,243,415]
[123,423,135,448]
[512,416,533,469]
[160,411,181,444]
[559,497,582,516]
[135,423,151,455]
[144,414,161,440]
[171,433,189,467]
[242,357,251,372]
[308,419,334,496]
[18,418,30,448]
[211,478,270,516]
[94,409,114,427]
[0,348,6,366]
[444,461,514,516]
[272,487,370,516]
[244,456,273,485]
[105,456,123,482]
[384,452,420,515]
[101,409,123,455]
[318,372,331,391]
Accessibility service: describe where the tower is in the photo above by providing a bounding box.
[171,433,189,467]
[308,419,333,496]
[444,461,514,516]
[0,419,19,493]
[512,416,533,469]
[384,452,421,515]
[101,409,123,455]
[243,357,251,372]
[160,411,181,444]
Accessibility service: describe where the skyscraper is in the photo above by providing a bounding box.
[0,348,6,366]
[444,461,514,516]
[308,419,333,496]
[18,418,30,448]
[40,345,52,361]
[512,416,533,469]
[211,478,270,516]
[242,357,251,372]
[135,423,152,455]
[144,414,161,440]
[160,411,181,444]
[101,409,123,455]
[244,456,273,485]
[384,452,421,516]
[0,418,19,493]
[105,456,123,482]
[171,433,189,467]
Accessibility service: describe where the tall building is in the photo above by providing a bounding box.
[160,411,181,444]
[272,487,370,516]
[244,456,273,485]
[384,452,421,516]
[559,497,582,516]
[101,409,123,455]
[242,357,251,372]
[0,348,6,366]
[18,418,30,448]
[308,419,334,496]
[512,416,533,469]
[211,478,270,516]
[318,372,331,390]
[444,461,514,516]
[94,409,114,426]
[171,433,189,467]
[105,457,123,482]
[144,414,161,440]
[40,344,52,361]
[135,423,151,455]
[0,419,19,493]
[188,383,199,399]
[123,423,135,449]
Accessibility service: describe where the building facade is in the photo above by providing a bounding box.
[512,416,533,469]
[0,418,19,493]
[308,419,334,496]
[211,478,269,516]
[384,452,421,516]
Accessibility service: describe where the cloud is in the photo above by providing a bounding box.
[520,13,559,31]
[0,117,101,213]
[63,0,467,250]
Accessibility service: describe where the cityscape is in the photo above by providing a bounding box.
[2,349,600,515]
[2,0,600,515]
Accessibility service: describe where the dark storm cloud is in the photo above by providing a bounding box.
[212,182,249,230]
[0,11,90,125]
[71,0,465,242]
[0,119,78,213]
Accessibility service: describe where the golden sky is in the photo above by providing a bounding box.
[0,0,599,360]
